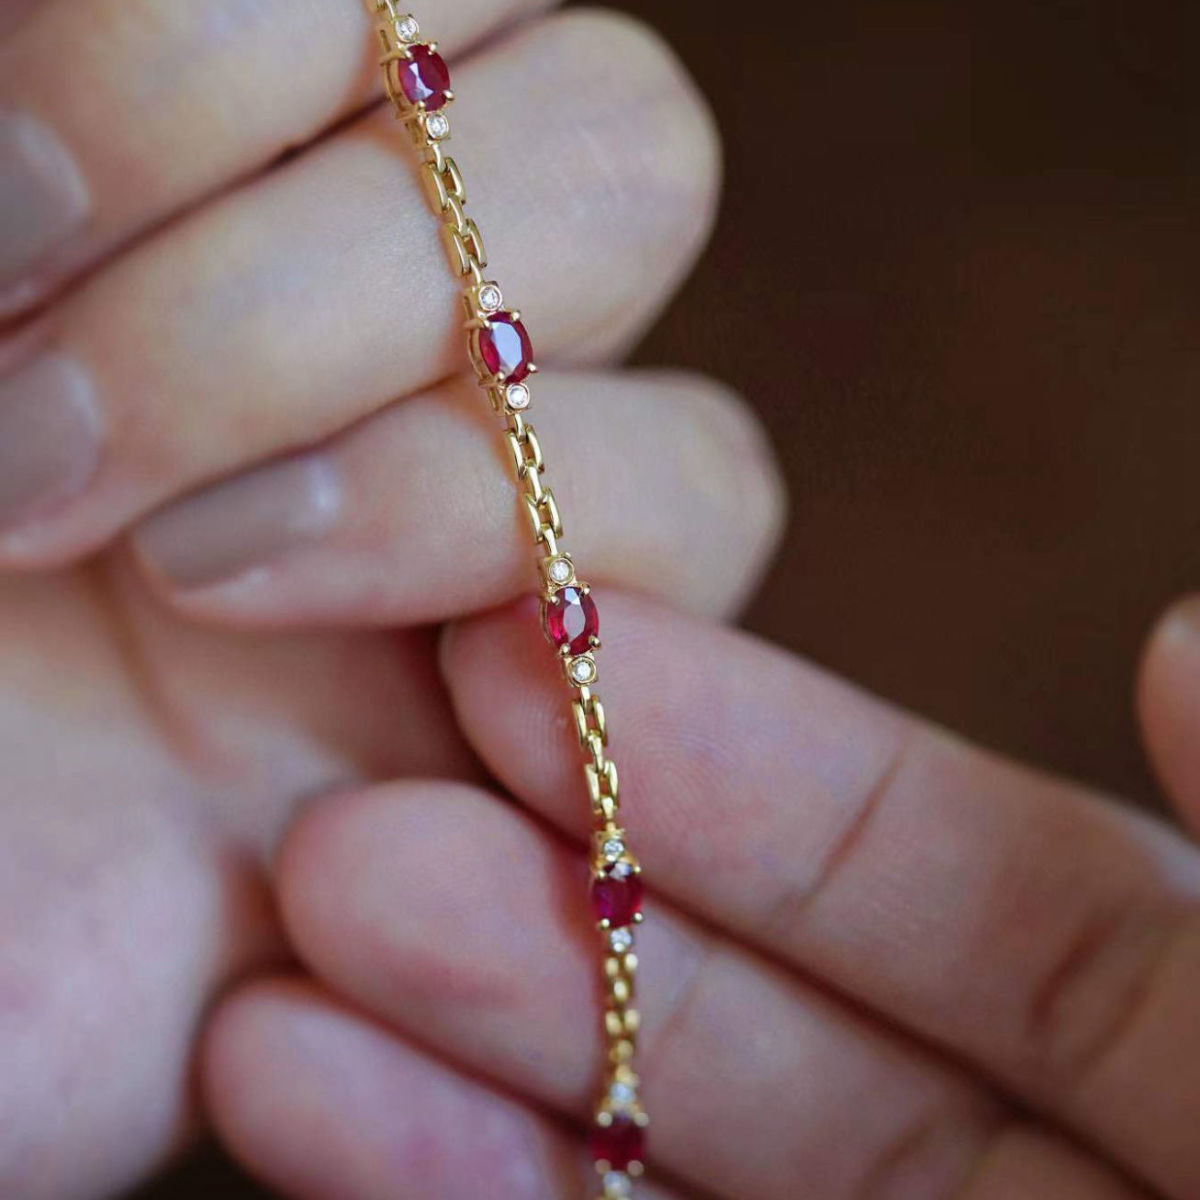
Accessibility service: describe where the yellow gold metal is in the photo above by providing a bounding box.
[363,6,647,1192]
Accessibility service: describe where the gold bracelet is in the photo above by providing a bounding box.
[362,5,649,1196]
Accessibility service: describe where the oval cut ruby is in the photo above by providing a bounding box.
[544,586,598,656]
[590,862,643,926]
[391,44,451,111]
[589,1114,645,1170]
[477,312,534,383]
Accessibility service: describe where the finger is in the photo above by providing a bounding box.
[127,370,783,627]
[1138,596,1200,837]
[0,0,552,314]
[0,11,719,566]
[277,780,1023,1200]
[440,592,1200,1199]
[204,977,684,1200]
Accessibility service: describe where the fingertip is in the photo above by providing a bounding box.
[1138,595,1200,834]
[273,780,530,1004]
[200,973,626,1200]
[200,977,305,1143]
[677,372,789,616]
[272,785,391,962]
[545,9,723,270]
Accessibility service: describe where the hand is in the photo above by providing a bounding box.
[0,3,784,1196]
[202,593,1200,1200]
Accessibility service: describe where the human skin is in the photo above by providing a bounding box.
[1,1,1198,1198]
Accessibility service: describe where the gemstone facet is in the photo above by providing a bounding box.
[392,44,452,111]
[544,585,597,656]
[424,112,450,140]
[477,312,534,383]
[591,861,643,926]
[505,382,531,411]
[590,1114,645,1171]
[478,283,503,312]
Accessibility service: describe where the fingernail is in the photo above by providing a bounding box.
[0,112,90,286]
[134,454,343,589]
[0,354,102,531]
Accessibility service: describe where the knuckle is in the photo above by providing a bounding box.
[858,1104,1002,1200]
[625,369,786,616]
[761,729,908,946]
[1022,899,1192,1095]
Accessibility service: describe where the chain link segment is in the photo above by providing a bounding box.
[364,5,648,1195]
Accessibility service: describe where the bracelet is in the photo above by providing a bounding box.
[362,5,649,1196]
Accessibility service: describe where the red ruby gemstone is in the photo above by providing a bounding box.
[590,1115,645,1170]
[590,862,643,926]
[477,312,534,383]
[545,585,598,656]
[391,44,451,111]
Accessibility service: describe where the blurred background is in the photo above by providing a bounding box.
[142,0,1198,1194]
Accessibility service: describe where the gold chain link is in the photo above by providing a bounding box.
[363,6,647,1197]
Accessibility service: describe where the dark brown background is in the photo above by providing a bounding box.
[140,0,1199,1194]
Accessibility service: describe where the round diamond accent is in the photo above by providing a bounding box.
[505,382,531,411]
[424,112,450,140]
[602,837,625,861]
[603,1173,633,1199]
[548,556,572,585]
[478,283,503,312]
[395,14,420,42]
[609,926,634,953]
[570,657,597,685]
[609,1081,636,1109]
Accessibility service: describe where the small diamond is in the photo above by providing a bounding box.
[425,112,450,140]
[548,556,572,585]
[602,837,625,861]
[603,1170,632,1197]
[505,382,531,411]
[609,1081,637,1109]
[608,927,634,953]
[570,657,597,685]
[394,14,420,42]
[478,283,503,312]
